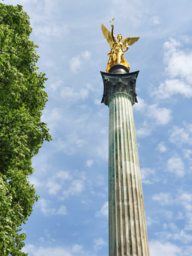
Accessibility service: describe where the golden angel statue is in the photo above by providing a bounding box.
[101,23,140,72]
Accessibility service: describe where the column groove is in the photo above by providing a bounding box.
[108,93,150,256]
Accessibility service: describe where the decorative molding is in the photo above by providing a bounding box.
[100,71,139,106]
[108,92,133,105]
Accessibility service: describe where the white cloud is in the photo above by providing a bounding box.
[57,205,67,215]
[46,181,61,195]
[134,99,171,126]
[94,99,101,105]
[111,0,146,27]
[23,244,89,256]
[37,199,67,216]
[62,179,85,199]
[152,190,192,230]
[177,192,192,205]
[50,79,63,91]
[156,142,167,152]
[152,193,173,205]
[95,202,108,217]
[169,123,192,146]
[32,153,51,174]
[71,244,83,253]
[69,51,91,73]
[151,38,192,99]
[146,216,159,227]
[41,108,63,136]
[151,79,192,99]
[140,168,158,184]
[164,38,192,83]
[136,104,171,137]
[42,108,62,122]
[156,229,192,245]
[136,122,152,137]
[166,156,185,177]
[60,87,89,100]
[93,238,107,252]
[172,230,192,244]
[34,23,69,40]
[56,171,71,181]
[149,240,181,256]
[37,198,53,214]
[81,50,91,61]
[37,0,58,16]
[152,16,160,25]
[86,159,93,167]
[45,171,71,195]
[147,104,172,125]
[69,57,81,73]
[76,139,86,147]
[7,0,38,4]
[28,177,42,188]
[133,97,147,111]
[183,149,192,162]
[181,35,192,44]
[164,210,173,220]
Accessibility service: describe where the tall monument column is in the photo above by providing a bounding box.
[101,64,150,256]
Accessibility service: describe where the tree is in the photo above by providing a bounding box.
[0,2,52,255]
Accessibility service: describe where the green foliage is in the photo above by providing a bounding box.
[0,2,52,255]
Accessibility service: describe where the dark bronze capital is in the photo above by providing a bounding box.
[101,65,139,106]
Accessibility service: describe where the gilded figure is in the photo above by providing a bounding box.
[101,22,140,72]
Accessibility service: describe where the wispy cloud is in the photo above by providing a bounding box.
[134,98,172,137]
[151,38,192,99]
[60,87,89,100]
[152,193,173,205]
[152,16,160,25]
[140,168,159,184]
[153,190,192,230]
[86,159,93,167]
[60,172,86,200]
[23,243,91,256]
[169,122,192,146]
[146,216,159,227]
[147,104,172,125]
[95,202,108,217]
[93,237,107,252]
[156,142,168,152]
[69,51,91,73]
[37,198,67,216]
[152,79,192,99]
[149,240,181,256]
[166,156,185,177]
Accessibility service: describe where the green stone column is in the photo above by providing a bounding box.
[101,64,150,256]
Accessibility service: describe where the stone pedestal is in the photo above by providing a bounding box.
[101,64,150,256]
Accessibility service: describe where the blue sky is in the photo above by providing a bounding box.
[3,0,192,255]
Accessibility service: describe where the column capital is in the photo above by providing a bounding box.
[100,67,139,106]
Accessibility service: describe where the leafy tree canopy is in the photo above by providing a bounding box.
[0,2,52,255]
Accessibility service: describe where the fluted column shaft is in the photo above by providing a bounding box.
[108,93,150,256]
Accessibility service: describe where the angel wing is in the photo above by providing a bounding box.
[122,37,140,48]
[101,24,114,49]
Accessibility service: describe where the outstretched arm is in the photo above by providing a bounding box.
[123,42,129,52]
[111,25,116,42]
[123,45,129,53]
